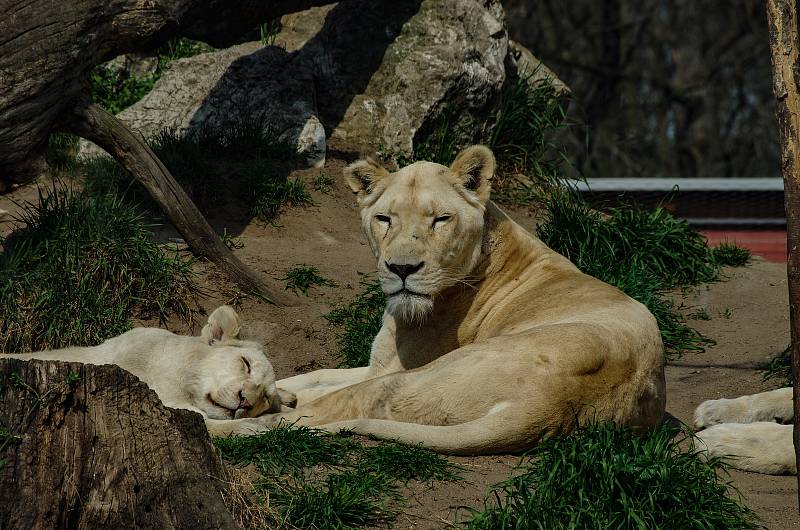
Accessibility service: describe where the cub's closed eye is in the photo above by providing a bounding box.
[375,214,391,224]
[433,215,451,226]
[241,357,251,374]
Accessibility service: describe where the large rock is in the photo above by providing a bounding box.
[91,0,567,166]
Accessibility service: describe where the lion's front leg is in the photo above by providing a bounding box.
[276,366,372,406]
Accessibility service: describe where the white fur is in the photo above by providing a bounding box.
[694,387,795,475]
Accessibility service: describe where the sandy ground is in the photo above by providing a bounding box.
[1,165,798,528]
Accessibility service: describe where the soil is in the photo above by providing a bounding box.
[1,161,797,529]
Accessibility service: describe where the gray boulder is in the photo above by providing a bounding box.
[85,0,566,166]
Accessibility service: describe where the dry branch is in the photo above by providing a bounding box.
[68,102,293,305]
[765,0,800,511]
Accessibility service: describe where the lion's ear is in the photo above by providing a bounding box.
[344,156,390,197]
[450,145,495,203]
[201,305,242,345]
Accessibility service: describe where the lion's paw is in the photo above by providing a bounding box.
[696,422,795,475]
[694,397,749,428]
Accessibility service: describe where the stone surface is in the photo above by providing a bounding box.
[86,0,566,167]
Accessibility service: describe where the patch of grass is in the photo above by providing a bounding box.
[45,133,80,172]
[270,470,398,529]
[215,423,460,529]
[243,159,313,223]
[0,187,195,352]
[313,173,335,193]
[463,422,759,530]
[711,242,752,267]
[687,308,711,321]
[325,277,387,367]
[221,228,244,250]
[91,38,213,114]
[259,20,281,46]
[81,120,304,222]
[759,345,793,387]
[214,423,360,475]
[358,440,462,482]
[282,265,338,295]
[90,67,157,114]
[537,190,736,359]
[485,71,567,187]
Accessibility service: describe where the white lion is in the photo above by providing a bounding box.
[0,306,295,436]
[219,145,666,454]
[694,387,795,474]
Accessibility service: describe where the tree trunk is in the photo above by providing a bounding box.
[0,358,239,529]
[67,101,293,305]
[765,0,800,511]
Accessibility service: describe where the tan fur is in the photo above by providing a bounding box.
[694,387,795,474]
[0,306,295,436]
[231,146,666,454]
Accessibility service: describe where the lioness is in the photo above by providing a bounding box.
[694,387,795,474]
[223,145,666,454]
[0,306,295,436]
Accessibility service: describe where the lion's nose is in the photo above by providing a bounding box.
[386,261,424,280]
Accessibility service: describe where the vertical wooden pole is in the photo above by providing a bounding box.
[766,0,800,510]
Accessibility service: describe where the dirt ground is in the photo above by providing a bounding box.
[1,162,798,528]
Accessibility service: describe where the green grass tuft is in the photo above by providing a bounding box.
[711,242,752,267]
[537,190,732,359]
[91,38,213,114]
[90,67,157,115]
[214,423,360,475]
[0,188,194,352]
[214,423,460,528]
[464,422,759,530]
[759,345,793,387]
[282,265,337,295]
[313,173,335,193]
[358,441,462,483]
[81,120,304,222]
[325,277,387,367]
[270,470,398,529]
[45,133,81,172]
[242,159,313,223]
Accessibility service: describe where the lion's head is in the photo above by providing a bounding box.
[345,145,495,322]
[195,306,284,420]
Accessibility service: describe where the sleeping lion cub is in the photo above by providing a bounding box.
[220,145,666,454]
[694,387,795,474]
[0,306,295,436]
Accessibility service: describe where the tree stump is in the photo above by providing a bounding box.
[0,358,238,529]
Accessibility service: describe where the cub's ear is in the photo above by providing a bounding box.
[344,156,390,197]
[450,145,495,203]
[201,305,242,345]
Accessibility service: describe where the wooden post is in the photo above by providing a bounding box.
[68,102,294,306]
[766,0,800,510]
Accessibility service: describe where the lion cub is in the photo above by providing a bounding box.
[0,306,296,434]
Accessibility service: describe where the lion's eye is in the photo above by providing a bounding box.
[241,357,251,374]
[375,214,391,225]
[432,215,451,227]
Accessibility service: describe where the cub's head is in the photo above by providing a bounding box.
[196,306,289,420]
[345,145,495,322]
